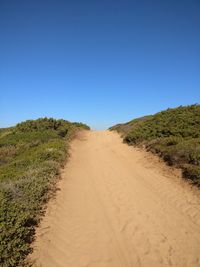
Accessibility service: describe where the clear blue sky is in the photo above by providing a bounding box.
[1,0,200,129]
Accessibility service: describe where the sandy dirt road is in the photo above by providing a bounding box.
[30,130,200,267]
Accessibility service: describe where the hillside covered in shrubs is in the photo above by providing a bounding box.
[110,105,200,185]
[0,118,89,267]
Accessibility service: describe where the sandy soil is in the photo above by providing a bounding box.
[29,130,200,267]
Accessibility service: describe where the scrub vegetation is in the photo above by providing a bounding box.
[110,104,200,185]
[0,118,89,267]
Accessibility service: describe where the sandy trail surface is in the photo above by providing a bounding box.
[30,130,200,267]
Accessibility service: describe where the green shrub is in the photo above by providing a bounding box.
[0,118,89,266]
[110,104,200,185]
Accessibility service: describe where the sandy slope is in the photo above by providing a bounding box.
[29,130,200,267]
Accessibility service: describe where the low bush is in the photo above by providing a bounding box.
[110,104,200,184]
[0,118,89,267]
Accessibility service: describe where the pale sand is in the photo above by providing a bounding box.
[29,130,200,267]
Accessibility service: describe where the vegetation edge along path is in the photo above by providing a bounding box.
[0,118,89,267]
[110,104,200,186]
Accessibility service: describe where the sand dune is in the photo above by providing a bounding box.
[29,130,200,267]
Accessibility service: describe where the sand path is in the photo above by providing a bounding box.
[30,130,200,267]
